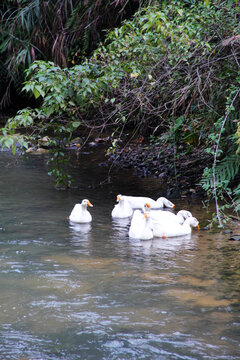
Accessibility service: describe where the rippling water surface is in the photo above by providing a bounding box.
[0,150,239,360]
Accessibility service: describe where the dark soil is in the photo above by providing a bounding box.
[106,141,212,198]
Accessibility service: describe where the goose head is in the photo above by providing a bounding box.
[177,210,192,222]
[116,194,122,202]
[82,199,93,208]
[143,202,151,213]
[156,197,175,208]
[185,216,199,228]
[144,211,152,221]
[116,194,130,204]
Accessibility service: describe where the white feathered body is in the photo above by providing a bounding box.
[69,200,93,223]
[152,216,199,238]
[125,196,156,209]
[150,210,192,225]
[128,210,153,240]
[124,196,175,209]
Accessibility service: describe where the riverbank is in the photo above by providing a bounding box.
[104,139,212,198]
[0,115,223,200]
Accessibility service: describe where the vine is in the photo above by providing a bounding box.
[201,86,240,227]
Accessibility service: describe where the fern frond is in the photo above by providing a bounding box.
[200,154,239,190]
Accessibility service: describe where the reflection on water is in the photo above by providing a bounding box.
[69,221,92,244]
[0,151,239,360]
[111,217,130,238]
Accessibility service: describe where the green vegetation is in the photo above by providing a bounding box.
[0,0,240,226]
[0,0,140,107]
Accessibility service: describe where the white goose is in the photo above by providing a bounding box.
[128,210,153,240]
[111,194,133,218]
[152,216,199,238]
[69,199,93,223]
[150,209,192,225]
[124,195,175,209]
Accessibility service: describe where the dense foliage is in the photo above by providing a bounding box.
[0,0,240,225]
[0,0,142,108]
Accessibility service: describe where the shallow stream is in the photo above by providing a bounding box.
[0,149,239,360]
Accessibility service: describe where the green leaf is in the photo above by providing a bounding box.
[12,142,17,155]
[44,106,56,117]
[33,88,41,99]
[177,9,183,16]
[72,121,81,129]
[4,137,14,148]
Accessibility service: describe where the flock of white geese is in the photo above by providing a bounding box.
[69,195,200,240]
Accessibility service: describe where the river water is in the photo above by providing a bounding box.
[0,148,239,360]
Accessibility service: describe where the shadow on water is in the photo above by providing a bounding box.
[0,150,239,360]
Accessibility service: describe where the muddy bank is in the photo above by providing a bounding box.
[105,141,212,198]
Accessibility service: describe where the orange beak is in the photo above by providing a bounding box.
[145,203,151,208]
[162,235,166,239]
[87,200,93,207]
[117,195,121,201]
[196,224,200,229]
[173,204,175,208]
